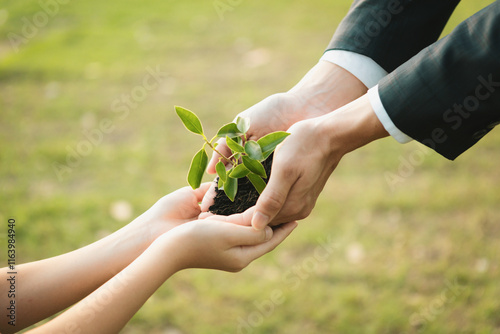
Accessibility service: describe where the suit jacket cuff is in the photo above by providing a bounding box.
[368,85,413,143]
[320,50,388,88]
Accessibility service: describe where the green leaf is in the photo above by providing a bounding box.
[258,131,290,156]
[175,106,204,135]
[215,161,227,182]
[242,156,267,178]
[244,140,264,161]
[261,150,273,160]
[247,173,267,194]
[187,148,208,189]
[218,177,224,189]
[216,123,242,138]
[224,177,237,202]
[229,164,250,178]
[226,136,245,153]
[236,116,250,134]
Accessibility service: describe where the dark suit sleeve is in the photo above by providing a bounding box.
[326,0,460,72]
[379,1,500,160]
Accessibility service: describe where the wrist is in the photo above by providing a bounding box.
[98,219,156,275]
[150,228,192,272]
[318,94,389,156]
[126,210,171,248]
[101,221,153,271]
[288,61,368,114]
[144,232,184,274]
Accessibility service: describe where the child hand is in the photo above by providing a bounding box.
[199,179,217,212]
[131,183,212,242]
[156,211,298,272]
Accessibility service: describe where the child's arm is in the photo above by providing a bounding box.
[0,185,210,333]
[30,217,297,334]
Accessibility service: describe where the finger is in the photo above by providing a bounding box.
[241,221,298,260]
[161,183,210,207]
[224,224,274,246]
[199,179,218,212]
[208,207,255,226]
[207,138,232,174]
[251,156,296,230]
[198,212,214,219]
[193,182,212,202]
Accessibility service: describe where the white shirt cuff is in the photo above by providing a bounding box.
[320,50,388,88]
[368,85,412,143]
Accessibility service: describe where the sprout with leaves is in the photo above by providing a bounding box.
[175,106,290,202]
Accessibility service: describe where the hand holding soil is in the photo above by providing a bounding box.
[252,95,389,229]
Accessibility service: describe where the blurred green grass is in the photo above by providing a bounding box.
[1,0,499,333]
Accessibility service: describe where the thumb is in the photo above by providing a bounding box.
[241,221,298,262]
[228,225,274,246]
[252,164,295,230]
[192,182,212,202]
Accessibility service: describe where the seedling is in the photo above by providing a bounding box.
[175,106,290,201]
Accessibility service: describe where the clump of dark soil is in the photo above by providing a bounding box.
[209,154,273,215]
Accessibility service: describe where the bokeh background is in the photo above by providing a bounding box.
[1,0,499,333]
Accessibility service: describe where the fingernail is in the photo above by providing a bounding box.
[252,212,269,230]
[264,226,272,241]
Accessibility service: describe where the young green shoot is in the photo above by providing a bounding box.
[175,106,290,201]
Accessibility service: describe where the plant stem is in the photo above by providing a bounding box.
[205,140,233,166]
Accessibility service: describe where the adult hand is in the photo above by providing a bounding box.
[201,62,367,212]
[251,95,389,229]
[206,61,367,174]
[251,117,343,228]
[159,209,298,272]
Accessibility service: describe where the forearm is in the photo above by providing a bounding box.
[28,237,178,334]
[1,219,153,332]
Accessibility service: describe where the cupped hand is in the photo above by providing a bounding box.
[161,210,298,272]
[251,116,344,229]
[250,93,388,229]
[132,183,212,242]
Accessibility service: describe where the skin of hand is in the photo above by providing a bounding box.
[251,94,389,229]
[160,213,298,272]
[206,61,367,175]
[135,183,213,240]
[0,184,212,333]
[30,214,297,334]
[201,61,367,211]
